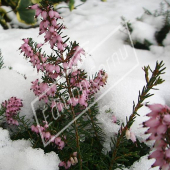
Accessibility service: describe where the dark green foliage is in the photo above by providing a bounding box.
[108,137,149,169]
[133,39,152,50]
[155,24,170,45]
[115,138,149,167]
[0,50,4,69]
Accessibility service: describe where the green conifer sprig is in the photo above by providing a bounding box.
[108,61,166,170]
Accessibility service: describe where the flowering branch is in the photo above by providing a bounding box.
[109,61,166,170]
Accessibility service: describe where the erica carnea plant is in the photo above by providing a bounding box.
[19,2,107,169]
[0,1,168,170]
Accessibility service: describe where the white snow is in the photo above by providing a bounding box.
[129,155,159,170]
[163,32,170,46]
[131,21,157,44]
[0,0,169,169]
[0,128,60,170]
[140,13,164,31]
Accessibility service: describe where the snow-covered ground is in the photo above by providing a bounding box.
[0,0,170,169]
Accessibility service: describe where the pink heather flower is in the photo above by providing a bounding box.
[73,152,77,157]
[59,161,65,167]
[63,62,68,69]
[49,84,57,96]
[68,97,78,106]
[57,42,64,51]
[35,8,42,18]
[57,102,64,112]
[163,114,170,124]
[144,118,160,128]
[78,95,87,107]
[54,11,61,19]
[31,125,39,133]
[64,161,71,169]
[112,115,117,123]
[125,129,136,143]
[161,164,170,170]
[130,131,136,143]
[58,140,65,150]
[51,18,57,26]
[125,129,131,140]
[45,64,52,73]
[143,104,170,169]
[51,100,56,109]
[165,149,170,158]
[49,26,55,33]
[2,97,23,125]
[44,32,52,42]
[45,132,51,140]
[147,104,165,112]
[55,137,61,145]
[70,157,75,165]
[41,11,47,19]
[37,43,43,48]
[39,83,49,93]
[29,4,39,10]
[156,124,167,134]
[55,65,60,73]
[43,20,50,28]
[49,10,55,18]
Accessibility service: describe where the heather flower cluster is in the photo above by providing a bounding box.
[1,97,23,125]
[30,79,56,103]
[19,4,108,112]
[59,152,78,169]
[31,121,65,150]
[29,4,66,50]
[67,69,108,108]
[143,104,170,170]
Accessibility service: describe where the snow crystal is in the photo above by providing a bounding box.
[150,45,164,55]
